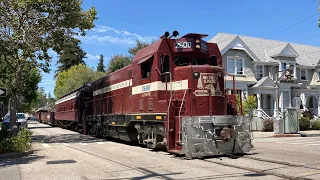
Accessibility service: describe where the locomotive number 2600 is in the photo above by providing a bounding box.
[175,42,192,49]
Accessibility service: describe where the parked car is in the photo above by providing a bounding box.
[17,113,28,128]
[1,113,28,130]
[1,114,10,130]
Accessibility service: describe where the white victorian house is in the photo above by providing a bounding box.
[209,33,320,125]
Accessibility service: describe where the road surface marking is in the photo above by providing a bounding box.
[42,143,50,148]
[96,142,105,144]
[303,143,320,146]
[62,143,71,147]
[79,143,89,146]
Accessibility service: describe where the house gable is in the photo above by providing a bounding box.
[252,76,275,88]
[220,36,259,61]
[270,43,299,58]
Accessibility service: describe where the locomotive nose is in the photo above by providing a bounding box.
[191,66,225,116]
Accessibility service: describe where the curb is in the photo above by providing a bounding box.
[272,134,301,138]
[0,149,34,160]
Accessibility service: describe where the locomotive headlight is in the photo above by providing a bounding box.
[195,39,200,49]
[193,72,200,79]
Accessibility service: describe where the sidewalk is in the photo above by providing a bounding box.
[252,130,320,139]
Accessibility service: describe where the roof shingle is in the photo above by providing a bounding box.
[209,33,320,66]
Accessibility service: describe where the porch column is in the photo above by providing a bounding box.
[257,94,261,117]
[273,94,277,117]
[301,93,306,110]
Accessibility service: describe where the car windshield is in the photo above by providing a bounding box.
[4,114,10,120]
[17,114,25,119]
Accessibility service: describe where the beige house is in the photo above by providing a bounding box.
[209,33,320,123]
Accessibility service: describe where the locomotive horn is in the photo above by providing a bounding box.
[160,31,170,39]
[168,30,179,38]
[172,30,179,37]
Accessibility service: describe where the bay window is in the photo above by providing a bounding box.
[227,57,244,75]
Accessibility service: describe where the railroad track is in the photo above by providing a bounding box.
[201,153,320,180]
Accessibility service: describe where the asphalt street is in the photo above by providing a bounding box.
[0,121,319,180]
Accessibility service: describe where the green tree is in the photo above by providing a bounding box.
[0,60,41,114]
[97,54,106,72]
[47,92,56,109]
[54,38,87,78]
[128,40,150,58]
[106,54,132,74]
[54,64,104,98]
[0,0,97,127]
[105,40,152,74]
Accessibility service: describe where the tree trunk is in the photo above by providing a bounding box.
[9,64,24,129]
[9,96,17,128]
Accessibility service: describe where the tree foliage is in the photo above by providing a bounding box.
[236,95,257,115]
[105,40,151,74]
[0,0,97,127]
[54,64,104,98]
[128,40,150,58]
[0,60,41,114]
[54,38,87,78]
[106,54,132,74]
[97,54,105,72]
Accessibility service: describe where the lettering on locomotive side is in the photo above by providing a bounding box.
[142,84,151,92]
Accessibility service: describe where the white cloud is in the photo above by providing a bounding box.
[92,25,120,34]
[86,53,100,60]
[79,25,158,46]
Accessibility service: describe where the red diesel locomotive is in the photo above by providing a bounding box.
[53,31,253,159]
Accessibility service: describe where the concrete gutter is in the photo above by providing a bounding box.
[252,130,320,139]
[0,149,34,160]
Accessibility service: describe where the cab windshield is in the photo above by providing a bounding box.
[175,56,208,66]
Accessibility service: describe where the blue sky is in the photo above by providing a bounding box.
[40,0,320,98]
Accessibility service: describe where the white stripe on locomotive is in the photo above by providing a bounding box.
[93,79,188,96]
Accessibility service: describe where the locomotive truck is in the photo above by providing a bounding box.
[52,31,253,159]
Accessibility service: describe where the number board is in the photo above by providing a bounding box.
[175,41,192,49]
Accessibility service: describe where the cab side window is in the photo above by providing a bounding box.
[141,60,152,79]
[209,55,218,66]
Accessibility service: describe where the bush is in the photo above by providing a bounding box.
[302,109,314,120]
[0,128,33,154]
[311,120,320,130]
[262,118,274,132]
[299,117,311,131]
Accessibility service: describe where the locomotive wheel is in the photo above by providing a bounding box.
[89,124,100,137]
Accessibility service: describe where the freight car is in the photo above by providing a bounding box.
[36,106,55,124]
[53,31,253,159]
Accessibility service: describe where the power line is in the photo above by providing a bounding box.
[266,12,319,39]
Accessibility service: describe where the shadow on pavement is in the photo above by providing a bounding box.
[32,134,107,144]
[28,126,55,129]
[0,153,45,168]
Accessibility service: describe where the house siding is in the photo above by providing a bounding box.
[223,49,256,83]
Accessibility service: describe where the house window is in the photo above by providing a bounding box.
[300,69,307,80]
[255,65,263,80]
[227,57,243,75]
